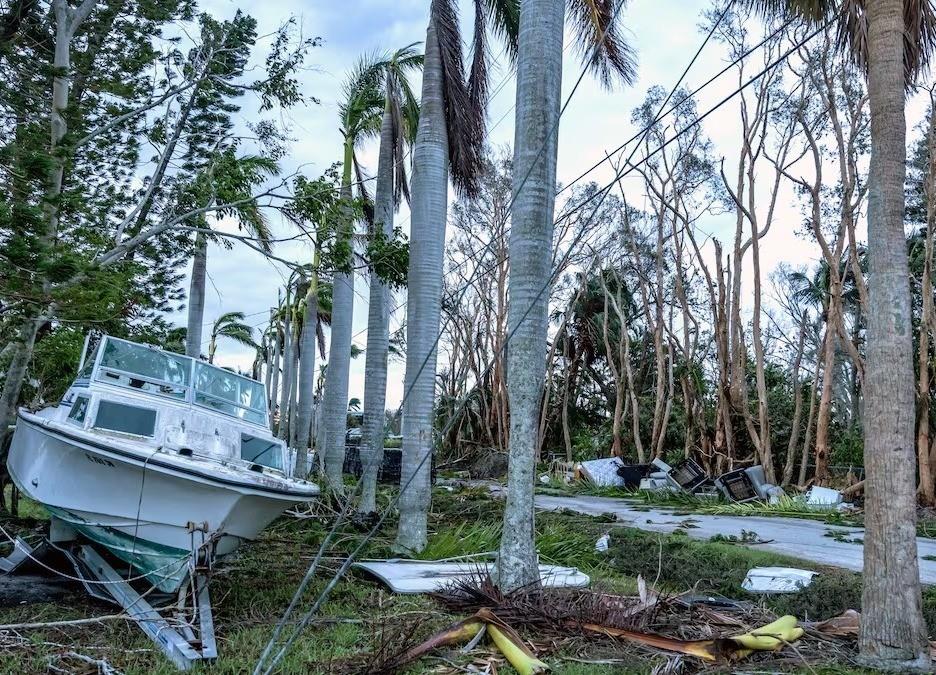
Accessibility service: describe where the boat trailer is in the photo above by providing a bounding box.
[1,534,218,671]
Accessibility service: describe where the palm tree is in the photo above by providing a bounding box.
[207,312,257,364]
[320,58,386,487]
[360,45,422,514]
[496,0,635,591]
[394,0,521,554]
[745,1,936,667]
[184,157,276,359]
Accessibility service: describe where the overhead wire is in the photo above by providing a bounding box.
[253,0,713,671]
[255,10,830,673]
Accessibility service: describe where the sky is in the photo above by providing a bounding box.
[185,0,929,407]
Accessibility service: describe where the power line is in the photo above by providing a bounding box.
[558,16,792,195]
[253,0,679,670]
[255,11,829,673]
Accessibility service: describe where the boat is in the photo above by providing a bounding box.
[7,335,319,593]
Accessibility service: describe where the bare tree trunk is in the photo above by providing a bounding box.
[782,315,807,486]
[814,310,836,484]
[322,142,357,486]
[798,330,823,487]
[561,342,573,462]
[598,274,624,457]
[917,102,936,505]
[269,314,281,426]
[859,0,928,666]
[622,326,644,462]
[294,269,319,476]
[0,317,44,457]
[497,0,563,592]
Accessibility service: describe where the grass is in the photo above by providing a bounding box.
[1,485,48,522]
[0,484,897,674]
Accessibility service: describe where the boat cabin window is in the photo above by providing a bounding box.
[93,400,157,437]
[240,433,283,471]
[67,395,90,424]
[194,363,266,426]
[77,343,99,381]
[96,338,191,399]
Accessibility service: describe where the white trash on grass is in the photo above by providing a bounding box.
[742,566,817,593]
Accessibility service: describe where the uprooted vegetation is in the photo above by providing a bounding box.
[0,486,917,673]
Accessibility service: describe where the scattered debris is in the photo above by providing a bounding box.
[579,614,804,662]
[616,464,651,489]
[813,609,860,637]
[379,608,549,674]
[578,457,628,487]
[353,560,590,594]
[666,458,709,492]
[806,486,843,507]
[595,534,610,553]
[741,566,817,594]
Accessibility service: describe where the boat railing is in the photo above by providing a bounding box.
[83,336,269,429]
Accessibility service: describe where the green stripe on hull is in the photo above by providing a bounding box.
[47,506,190,593]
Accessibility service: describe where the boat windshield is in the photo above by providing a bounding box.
[96,338,191,398]
[194,362,266,426]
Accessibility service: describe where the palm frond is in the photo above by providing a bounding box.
[340,52,388,141]
[480,0,520,61]
[468,0,490,130]
[218,324,258,348]
[354,153,376,224]
[214,311,247,329]
[744,0,936,84]
[567,0,638,89]
[431,0,484,197]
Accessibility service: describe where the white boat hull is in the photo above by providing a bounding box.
[9,412,316,592]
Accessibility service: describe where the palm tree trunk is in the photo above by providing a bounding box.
[294,266,319,476]
[186,231,208,358]
[269,316,281,425]
[395,19,448,553]
[322,141,356,486]
[859,0,929,667]
[360,101,395,513]
[496,0,564,592]
[277,297,294,441]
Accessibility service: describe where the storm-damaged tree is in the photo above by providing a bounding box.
[207,311,256,364]
[319,58,386,487]
[746,0,936,668]
[0,3,315,482]
[358,45,421,513]
[496,0,635,590]
[394,0,521,553]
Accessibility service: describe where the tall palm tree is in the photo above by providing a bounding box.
[395,0,520,553]
[184,158,276,359]
[360,45,422,514]
[496,0,635,590]
[207,311,257,364]
[321,61,385,486]
[746,1,936,667]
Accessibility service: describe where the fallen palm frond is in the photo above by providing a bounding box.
[363,608,549,674]
[435,570,661,632]
[579,614,804,662]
